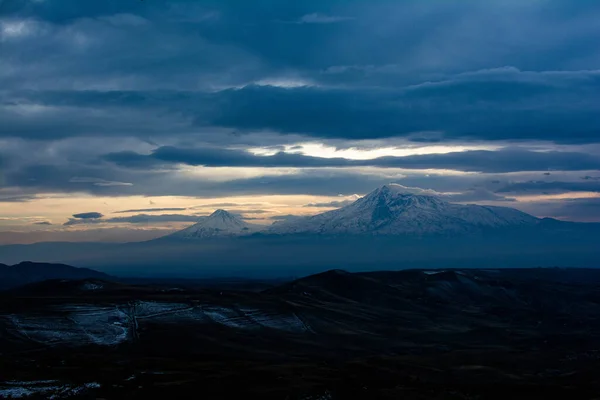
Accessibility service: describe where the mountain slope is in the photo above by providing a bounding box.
[169,209,260,239]
[269,184,539,235]
[0,261,111,290]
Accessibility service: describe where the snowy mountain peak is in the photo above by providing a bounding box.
[362,184,448,210]
[208,209,240,222]
[269,185,539,236]
[170,209,258,239]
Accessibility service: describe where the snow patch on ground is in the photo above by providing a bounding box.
[240,308,309,332]
[202,306,253,329]
[4,305,131,346]
[136,301,193,318]
[80,282,103,291]
[0,381,100,399]
[2,301,310,348]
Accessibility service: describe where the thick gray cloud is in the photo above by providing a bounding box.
[104,146,600,173]
[4,71,600,143]
[2,1,600,143]
[205,77,600,143]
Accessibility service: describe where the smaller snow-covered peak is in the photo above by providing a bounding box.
[170,210,260,239]
[202,209,246,228]
[206,209,240,223]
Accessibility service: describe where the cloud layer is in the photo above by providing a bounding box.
[1,0,600,241]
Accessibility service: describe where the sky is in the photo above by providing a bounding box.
[1,0,600,244]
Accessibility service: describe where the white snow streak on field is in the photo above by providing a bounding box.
[0,381,100,399]
[4,306,130,346]
[1,301,310,348]
[240,308,308,332]
[202,306,253,329]
[136,301,192,318]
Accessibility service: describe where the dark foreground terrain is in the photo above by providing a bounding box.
[2,268,600,399]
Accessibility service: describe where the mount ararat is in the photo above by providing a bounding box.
[1,185,599,276]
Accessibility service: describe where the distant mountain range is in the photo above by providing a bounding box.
[0,185,598,275]
[168,184,545,238]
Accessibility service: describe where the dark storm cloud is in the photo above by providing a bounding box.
[149,146,350,167]
[1,1,600,143]
[72,212,104,219]
[101,151,169,170]
[205,77,600,143]
[5,71,600,143]
[104,146,600,173]
[33,221,52,226]
[3,163,144,197]
[369,148,600,173]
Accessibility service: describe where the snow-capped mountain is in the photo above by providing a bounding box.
[170,209,259,239]
[268,184,539,235]
[168,185,541,239]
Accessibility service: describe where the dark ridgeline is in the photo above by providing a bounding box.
[0,261,111,290]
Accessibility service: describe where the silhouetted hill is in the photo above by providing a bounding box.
[0,261,111,290]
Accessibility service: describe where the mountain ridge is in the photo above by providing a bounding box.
[1,185,598,272]
[266,184,540,236]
